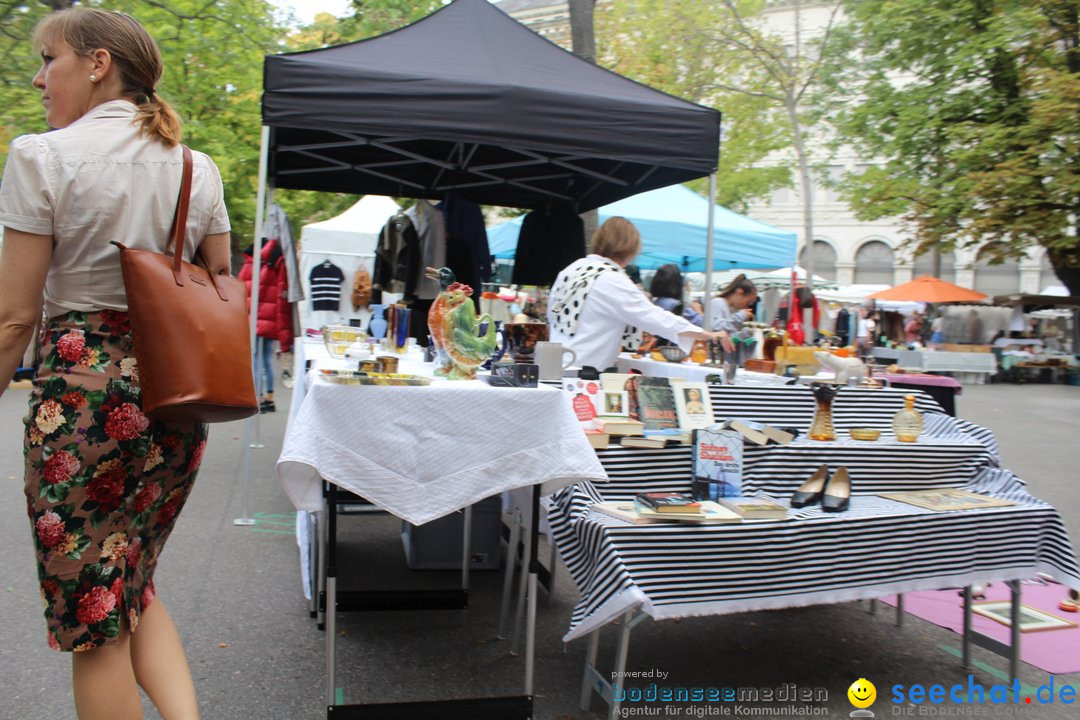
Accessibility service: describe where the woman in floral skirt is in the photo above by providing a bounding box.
[0,8,230,720]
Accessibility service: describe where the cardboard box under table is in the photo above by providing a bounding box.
[277,368,606,716]
[553,384,1080,720]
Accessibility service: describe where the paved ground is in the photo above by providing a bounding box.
[1,380,1078,719]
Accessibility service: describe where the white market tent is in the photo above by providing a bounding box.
[298,195,400,332]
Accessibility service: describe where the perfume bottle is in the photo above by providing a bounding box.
[892,394,924,442]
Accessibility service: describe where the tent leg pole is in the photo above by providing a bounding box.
[236,125,270,528]
[703,172,717,331]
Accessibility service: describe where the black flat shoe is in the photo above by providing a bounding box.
[790,464,829,508]
[822,467,851,512]
[260,400,276,413]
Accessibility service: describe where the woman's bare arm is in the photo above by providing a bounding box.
[0,229,52,398]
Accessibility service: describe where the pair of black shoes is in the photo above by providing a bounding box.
[260,399,276,413]
[789,464,851,512]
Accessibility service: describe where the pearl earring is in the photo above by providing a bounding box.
[89,74,97,82]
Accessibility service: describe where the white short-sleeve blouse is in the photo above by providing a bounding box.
[0,100,231,318]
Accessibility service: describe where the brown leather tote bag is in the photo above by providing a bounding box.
[112,145,258,423]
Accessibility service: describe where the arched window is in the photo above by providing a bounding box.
[912,249,956,282]
[797,240,837,281]
[973,243,1021,296]
[854,240,895,285]
[1040,252,1062,293]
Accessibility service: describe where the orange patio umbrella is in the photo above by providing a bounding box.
[867,275,988,303]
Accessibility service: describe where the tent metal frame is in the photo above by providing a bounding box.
[271,130,677,211]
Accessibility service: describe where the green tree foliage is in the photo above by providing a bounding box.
[825,0,1080,294]
[597,0,836,214]
[0,0,286,257]
[272,0,444,228]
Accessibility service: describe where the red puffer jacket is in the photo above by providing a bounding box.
[238,240,293,353]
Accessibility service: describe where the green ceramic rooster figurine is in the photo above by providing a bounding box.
[425,267,498,380]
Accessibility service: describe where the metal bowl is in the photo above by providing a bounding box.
[657,345,688,363]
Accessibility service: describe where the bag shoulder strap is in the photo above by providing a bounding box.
[169,145,194,285]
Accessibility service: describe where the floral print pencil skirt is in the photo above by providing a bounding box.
[24,311,207,652]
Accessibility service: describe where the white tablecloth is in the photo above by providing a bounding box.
[872,348,997,375]
[615,353,788,386]
[277,360,607,525]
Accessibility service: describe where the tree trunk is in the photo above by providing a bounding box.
[1047,247,1080,297]
[568,0,597,63]
[569,0,598,241]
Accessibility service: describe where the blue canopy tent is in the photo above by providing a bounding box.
[488,183,796,271]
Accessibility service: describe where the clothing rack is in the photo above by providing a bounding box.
[312,251,375,259]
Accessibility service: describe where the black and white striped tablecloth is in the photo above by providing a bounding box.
[550,398,1080,642]
[706,383,945,431]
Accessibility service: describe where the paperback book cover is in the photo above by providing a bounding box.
[691,425,743,500]
[635,377,679,431]
[717,496,788,520]
[671,380,713,430]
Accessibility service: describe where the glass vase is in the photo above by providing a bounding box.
[369,304,388,340]
[808,382,838,441]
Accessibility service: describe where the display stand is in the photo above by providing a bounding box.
[321,481,537,718]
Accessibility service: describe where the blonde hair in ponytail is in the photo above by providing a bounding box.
[34,8,182,146]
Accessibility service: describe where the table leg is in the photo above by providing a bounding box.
[609,609,637,720]
[525,484,540,697]
[307,511,318,619]
[1008,580,1021,682]
[316,509,327,627]
[896,593,904,627]
[962,585,972,671]
[462,504,473,593]
[510,514,533,656]
[580,630,600,711]
[326,486,338,707]
[868,598,877,614]
[497,509,522,639]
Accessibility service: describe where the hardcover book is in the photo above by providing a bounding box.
[671,380,713,430]
[691,426,743,500]
[635,377,679,431]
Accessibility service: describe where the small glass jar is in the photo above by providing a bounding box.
[690,339,709,364]
[892,394,924,442]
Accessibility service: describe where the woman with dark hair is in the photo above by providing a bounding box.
[547,218,726,370]
[0,8,230,718]
[649,263,702,325]
[709,274,758,336]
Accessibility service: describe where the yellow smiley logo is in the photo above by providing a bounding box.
[848,678,876,708]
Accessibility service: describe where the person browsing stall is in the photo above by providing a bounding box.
[708,274,758,334]
[0,8,230,720]
[649,262,703,325]
[547,217,729,370]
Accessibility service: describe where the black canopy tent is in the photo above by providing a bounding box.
[249,5,722,711]
[260,0,720,212]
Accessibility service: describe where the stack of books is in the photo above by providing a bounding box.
[590,492,743,525]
